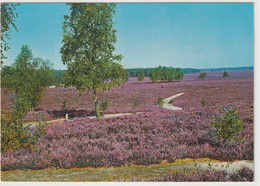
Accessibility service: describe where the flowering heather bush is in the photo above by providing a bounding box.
[1,109,253,171]
[119,167,253,182]
[23,111,53,122]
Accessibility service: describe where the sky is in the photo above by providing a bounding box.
[3,3,254,70]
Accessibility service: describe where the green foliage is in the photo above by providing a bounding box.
[61,99,67,111]
[31,113,47,142]
[1,115,47,152]
[53,70,64,86]
[149,69,156,82]
[211,101,216,106]
[101,100,108,111]
[1,96,47,152]
[61,3,126,118]
[222,71,229,78]
[1,111,26,152]
[1,3,19,63]
[201,98,206,107]
[1,45,53,152]
[126,68,199,78]
[199,73,206,79]
[1,45,54,109]
[133,99,139,108]
[157,97,165,107]
[211,107,245,142]
[148,66,184,83]
[127,68,149,77]
[138,70,145,83]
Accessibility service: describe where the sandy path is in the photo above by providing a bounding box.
[162,93,185,110]
[24,112,144,127]
[25,87,220,126]
[198,160,253,174]
[88,112,143,119]
[162,87,219,111]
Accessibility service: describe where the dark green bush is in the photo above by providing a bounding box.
[157,97,164,107]
[222,71,229,78]
[133,99,139,108]
[101,100,108,111]
[61,99,67,111]
[199,73,206,79]
[201,98,206,107]
[211,107,245,142]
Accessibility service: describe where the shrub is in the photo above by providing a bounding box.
[1,96,48,152]
[211,107,245,142]
[198,73,206,79]
[157,97,164,107]
[1,96,31,152]
[230,166,254,181]
[31,113,48,141]
[101,100,108,111]
[222,71,229,78]
[1,111,27,152]
[61,99,67,111]
[133,99,139,108]
[201,98,206,107]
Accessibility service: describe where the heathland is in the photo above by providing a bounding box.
[1,70,253,179]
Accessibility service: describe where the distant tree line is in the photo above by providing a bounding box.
[2,66,186,87]
[200,66,253,72]
[149,66,184,82]
[127,68,150,77]
[127,67,199,78]
[181,68,200,74]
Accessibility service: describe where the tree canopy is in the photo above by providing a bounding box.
[61,3,126,118]
[1,45,54,109]
[198,72,206,80]
[222,71,229,78]
[148,66,184,83]
[1,3,19,64]
[138,70,145,84]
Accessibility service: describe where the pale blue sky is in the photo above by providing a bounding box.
[3,3,254,69]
